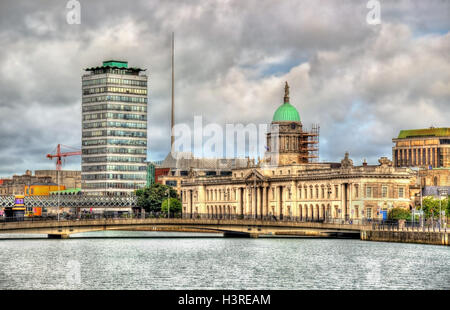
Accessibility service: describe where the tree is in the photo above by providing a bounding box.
[161,197,182,215]
[135,183,179,213]
[420,196,441,219]
[388,207,411,221]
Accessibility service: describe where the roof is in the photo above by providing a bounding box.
[30,182,58,186]
[103,60,128,68]
[49,188,81,194]
[397,128,450,139]
[160,152,248,170]
[85,60,145,72]
[272,81,301,122]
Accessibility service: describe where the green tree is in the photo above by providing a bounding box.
[420,196,441,219]
[388,207,411,220]
[446,198,450,217]
[161,197,182,215]
[135,183,178,213]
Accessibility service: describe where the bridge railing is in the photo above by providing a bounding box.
[370,220,447,233]
[182,213,376,226]
[1,213,373,226]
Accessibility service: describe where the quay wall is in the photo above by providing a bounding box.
[361,230,449,246]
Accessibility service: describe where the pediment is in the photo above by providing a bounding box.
[243,169,266,182]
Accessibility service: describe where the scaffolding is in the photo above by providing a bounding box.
[300,124,319,163]
[310,124,320,162]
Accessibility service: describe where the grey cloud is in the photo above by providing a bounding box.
[0,0,449,176]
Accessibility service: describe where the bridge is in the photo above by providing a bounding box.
[0,195,136,209]
[0,218,367,239]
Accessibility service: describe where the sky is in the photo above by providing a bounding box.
[0,0,449,176]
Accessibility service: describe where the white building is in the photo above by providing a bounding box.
[81,60,148,195]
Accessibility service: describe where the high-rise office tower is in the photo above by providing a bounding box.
[81,60,148,195]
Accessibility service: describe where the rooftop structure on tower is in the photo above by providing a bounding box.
[264,82,319,166]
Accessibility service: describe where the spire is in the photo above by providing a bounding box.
[171,32,175,150]
[283,81,289,103]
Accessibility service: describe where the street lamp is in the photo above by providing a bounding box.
[166,188,171,219]
[438,188,448,228]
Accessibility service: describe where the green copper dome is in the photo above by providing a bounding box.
[272,82,301,122]
[273,103,301,122]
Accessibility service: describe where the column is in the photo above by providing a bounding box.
[238,187,244,215]
[418,148,422,166]
[262,186,267,219]
[349,183,352,220]
[434,147,438,167]
[341,184,345,219]
[189,190,193,219]
[244,187,249,218]
[258,186,261,218]
[278,186,283,218]
[252,186,257,219]
[292,181,297,218]
[405,149,408,166]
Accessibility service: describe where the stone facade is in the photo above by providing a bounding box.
[179,83,417,221]
[264,121,318,166]
[392,127,450,168]
[0,170,81,195]
[0,170,53,195]
[35,170,81,189]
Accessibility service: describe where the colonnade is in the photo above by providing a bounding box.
[395,147,439,167]
[184,182,363,220]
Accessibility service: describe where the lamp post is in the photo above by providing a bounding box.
[438,189,447,228]
[167,188,171,219]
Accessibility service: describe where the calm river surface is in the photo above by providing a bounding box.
[0,231,448,290]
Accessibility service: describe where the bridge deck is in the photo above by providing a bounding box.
[0,218,368,238]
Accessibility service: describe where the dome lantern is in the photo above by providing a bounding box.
[272,81,301,122]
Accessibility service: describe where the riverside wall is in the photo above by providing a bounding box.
[360,230,449,246]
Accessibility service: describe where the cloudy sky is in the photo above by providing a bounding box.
[0,0,449,176]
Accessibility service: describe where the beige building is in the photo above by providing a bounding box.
[35,170,81,189]
[181,155,414,221]
[158,152,249,194]
[180,83,416,221]
[392,127,450,168]
[0,170,81,195]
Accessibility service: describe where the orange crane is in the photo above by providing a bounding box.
[46,144,81,171]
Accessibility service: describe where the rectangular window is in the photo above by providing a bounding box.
[366,187,372,198]
[398,187,404,198]
[165,180,177,187]
[354,185,359,198]
[366,207,372,219]
[335,185,339,199]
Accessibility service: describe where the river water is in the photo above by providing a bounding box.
[0,231,448,290]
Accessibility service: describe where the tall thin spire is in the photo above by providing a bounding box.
[171,32,175,150]
[283,81,289,103]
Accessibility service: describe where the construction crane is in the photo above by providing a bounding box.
[46,144,81,221]
[46,144,81,171]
